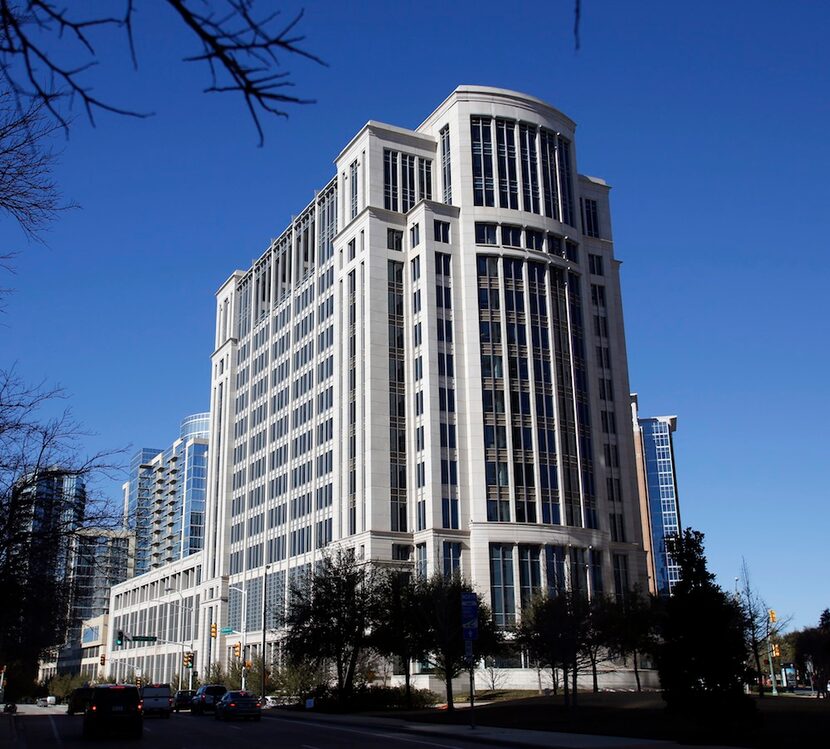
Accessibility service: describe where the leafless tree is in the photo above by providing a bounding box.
[0,367,124,697]
[0,92,66,240]
[738,559,790,697]
[0,1,324,144]
[479,658,509,693]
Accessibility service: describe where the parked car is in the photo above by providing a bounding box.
[82,685,143,739]
[140,684,173,718]
[190,684,227,715]
[173,689,195,712]
[214,691,261,722]
[67,687,93,715]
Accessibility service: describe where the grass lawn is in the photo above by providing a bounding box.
[386,691,829,747]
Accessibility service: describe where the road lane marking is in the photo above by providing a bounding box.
[270,718,463,749]
[48,716,62,746]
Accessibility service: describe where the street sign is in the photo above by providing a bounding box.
[461,592,479,641]
[220,627,233,635]
[131,635,157,642]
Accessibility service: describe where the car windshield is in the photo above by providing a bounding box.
[142,687,169,697]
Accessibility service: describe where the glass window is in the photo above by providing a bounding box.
[525,229,544,251]
[490,543,515,627]
[501,225,522,247]
[471,117,495,206]
[475,223,498,245]
[582,197,599,238]
[387,229,403,251]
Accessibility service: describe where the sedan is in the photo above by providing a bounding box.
[214,691,262,722]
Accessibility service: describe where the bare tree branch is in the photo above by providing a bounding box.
[0,1,324,143]
[0,91,70,240]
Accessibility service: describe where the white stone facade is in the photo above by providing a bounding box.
[107,86,649,689]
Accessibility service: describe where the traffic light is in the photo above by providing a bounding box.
[210,622,217,638]
[773,643,781,658]
[183,652,194,668]
[116,629,124,646]
[769,609,777,623]
[100,655,106,666]
[233,642,241,658]
[244,660,252,669]
[136,677,142,688]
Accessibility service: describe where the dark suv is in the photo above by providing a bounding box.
[67,687,93,715]
[82,685,143,738]
[191,685,227,715]
[173,689,195,712]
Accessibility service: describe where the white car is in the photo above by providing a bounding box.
[140,684,173,718]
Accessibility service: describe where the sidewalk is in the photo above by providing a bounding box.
[264,707,740,749]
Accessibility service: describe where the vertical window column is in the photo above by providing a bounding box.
[471,117,494,206]
[388,261,407,532]
[436,252,458,529]
[440,125,452,205]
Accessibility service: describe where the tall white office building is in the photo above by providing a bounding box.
[109,86,649,687]
[194,86,648,675]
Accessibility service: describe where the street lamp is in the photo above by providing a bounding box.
[228,585,248,690]
[261,564,271,698]
[165,587,195,690]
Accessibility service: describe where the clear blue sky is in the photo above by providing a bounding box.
[2,1,828,628]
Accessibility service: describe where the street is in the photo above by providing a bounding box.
[1,708,498,749]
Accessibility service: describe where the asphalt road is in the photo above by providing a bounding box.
[2,708,494,749]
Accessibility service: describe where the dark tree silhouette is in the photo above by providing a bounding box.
[371,570,430,708]
[0,368,123,698]
[656,529,751,713]
[0,1,324,143]
[516,591,583,707]
[419,573,501,711]
[283,549,377,705]
[605,588,657,692]
[793,610,830,699]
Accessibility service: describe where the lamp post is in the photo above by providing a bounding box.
[228,585,248,690]
[165,587,195,690]
[261,564,271,698]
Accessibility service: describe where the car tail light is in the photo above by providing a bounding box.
[230,703,236,708]
[168,698,174,705]
[138,701,143,711]
[91,706,97,712]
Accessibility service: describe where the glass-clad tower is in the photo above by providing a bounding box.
[124,413,209,576]
[199,87,649,676]
[632,396,681,596]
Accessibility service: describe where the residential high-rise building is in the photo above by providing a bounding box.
[109,86,653,688]
[124,414,209,576]
[72,528,135,624]
[631,395,682,597]
[7,469,86,658]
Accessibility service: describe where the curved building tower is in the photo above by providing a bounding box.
[201,87,647,677]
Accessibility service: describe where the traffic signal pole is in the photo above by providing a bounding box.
[767,610,778,696]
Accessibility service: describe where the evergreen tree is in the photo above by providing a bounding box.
[656,529,751,712]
